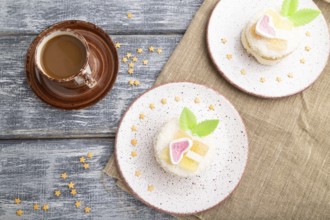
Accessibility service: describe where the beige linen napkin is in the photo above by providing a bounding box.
[104,0,330,219]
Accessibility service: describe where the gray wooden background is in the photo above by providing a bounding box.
[0,0,203,219]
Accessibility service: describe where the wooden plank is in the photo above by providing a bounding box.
[0,138,173,219]
[0,0,202,35]
[0,35,181,139]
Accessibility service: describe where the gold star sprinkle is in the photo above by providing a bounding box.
[60,172,68,180]
[115,42,121,48]
[84,207,91,213]
[161,98,167,105]
[300,58,305,64]
[287,73,294,78]
[128,68,134,75]
[139,113,145,120]
[131,151,137,157]
[71,189,77,196]
[135,170,141,177]
[126,52,132,58]
[79,157,86,163]
[14,198,21,205]
[260,77,266,83]
[129,79,134,86]
[87,152,93,159]
[68,182,75,189]
[305,46,311,52]
[194,97,200,104]
[276,77,282,82]
[16,209,23,216]
[147,185,154,192]
[134,80,140,86]
[149,103,155,110]
[75,201,81,208]
[33,203,39,211]
[132,57,138,62]
[149,46,155,52]
[157,48,162,54]
[83,163,89,170]
[305,31,311,37]
[122,57,128,63]
[240,69,247,75]
[209,105,215,111]
[131,139,137,146]
[127,12,133,19]
[226,54,233,60]
[42,204,49,211]
[128,62,134,68]
[143,60,148,65]
[131,125,137,132]
[175,96,180,102]
[137,48,143,54]
[54,190,61,197]
[221,38,227,44]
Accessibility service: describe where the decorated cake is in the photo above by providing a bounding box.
[241,0,320,65]
[154,107,219,177]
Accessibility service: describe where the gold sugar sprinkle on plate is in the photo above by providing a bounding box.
[33,203,39,210]
[157,48,162,54]
[127,12,133,19]
[126,52,132,58]
[240,69,246,75]
[300,58,305,64]
[305,46,311,52]
[209,105,215,111]
[149,46,155,52]
[305,31,311,37]
[68,182,75,189]
[84,207,91,213]
[60,172,68,180]
[134,80,140,86]
[122,57,128,63]
[143,60,148,65]
[83,163,89,169]
[71,189,77,196]
[131,151,137,157]
[16,209,23,216]
[128,68,134,75]
[128,62,134,68]
[221,38,227,44]
[194,97,200,104]
[174,96,180,102]
[139,113,145,120]
[115,42,121,48]
[129,79,135,86]
[132,57,138,62]
[131,125,137,132]
[135,170,141,177]
[87,152,93,159]
[161,98,167,105]
[276,77,282,82]
[147,185,155,192]
[149,103,155,110]
[54,190,61,197]
[137,48,143,54]
[131,139,137,146]
[75,201,81,208]
[287,73,294,78]
[79,156,86,163]
[259,77,266,83]
[42,204,49,211]
[14,198,21,204]
[226,54,233,60]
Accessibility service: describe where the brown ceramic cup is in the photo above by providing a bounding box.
[34,29,97,89]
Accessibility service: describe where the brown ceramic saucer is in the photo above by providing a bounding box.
[26,20,119,110]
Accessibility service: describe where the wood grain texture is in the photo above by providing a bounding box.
[0,138,173,220]
[0,35,181,139]
[0,0,202,35]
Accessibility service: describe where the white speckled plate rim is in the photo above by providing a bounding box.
[115,82,249,215]
[207,0,330,98]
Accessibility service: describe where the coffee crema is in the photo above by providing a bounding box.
[41,35,86,79]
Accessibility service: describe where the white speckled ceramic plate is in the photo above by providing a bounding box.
[207,0,330,98]
[115,82,248,215]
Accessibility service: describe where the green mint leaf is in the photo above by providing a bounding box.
[191,120,219,137]
[281,0,299,16]
[289,9,320,26]
[179,107,197,131]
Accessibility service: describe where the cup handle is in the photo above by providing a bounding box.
[81,65,96,88]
